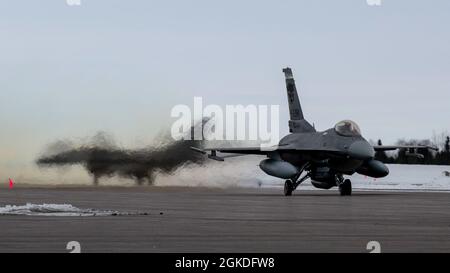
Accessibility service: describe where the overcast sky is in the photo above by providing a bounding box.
[1,0,449,169]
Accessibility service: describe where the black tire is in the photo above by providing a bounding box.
[339,179,352,196]
[284,180,294,196]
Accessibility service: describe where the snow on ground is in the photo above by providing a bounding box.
[0,203,147,216]
[158,156,450,192]
[350,164,450,191]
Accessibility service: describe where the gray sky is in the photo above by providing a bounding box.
[1,0,450,169]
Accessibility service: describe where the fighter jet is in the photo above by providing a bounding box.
[191,67,437,196]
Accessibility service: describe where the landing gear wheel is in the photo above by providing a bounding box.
[339,179,352,196]
[284,180,294,196]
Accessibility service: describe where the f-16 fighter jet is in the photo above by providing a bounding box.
[192,68,436,196]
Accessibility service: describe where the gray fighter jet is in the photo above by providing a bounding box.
[191,67,436,196]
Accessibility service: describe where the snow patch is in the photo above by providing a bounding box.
[158,157,450,192]
[0,203,121,216]
[350,164,450,191]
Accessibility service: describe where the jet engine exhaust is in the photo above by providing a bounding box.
[36,122,207,185]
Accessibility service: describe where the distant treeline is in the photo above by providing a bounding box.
[375,136,450,165]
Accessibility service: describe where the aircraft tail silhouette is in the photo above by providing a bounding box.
[283,67,316,133]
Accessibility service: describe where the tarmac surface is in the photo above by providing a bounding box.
[0,186,449,253]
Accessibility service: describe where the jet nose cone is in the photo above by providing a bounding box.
[348,141,375,160]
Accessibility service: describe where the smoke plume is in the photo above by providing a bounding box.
[36,123,206,185]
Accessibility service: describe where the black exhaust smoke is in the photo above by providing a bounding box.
[36,121,207,185]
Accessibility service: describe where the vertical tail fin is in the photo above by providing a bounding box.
[283,67,315,133]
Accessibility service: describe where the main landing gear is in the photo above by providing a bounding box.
[284,172,310,196]
[337,176,352,196]
[284,180,294,196]
[284,173,353,196]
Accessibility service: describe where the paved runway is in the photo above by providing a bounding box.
[0,186,449,253]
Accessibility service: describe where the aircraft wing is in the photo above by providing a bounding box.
[201,147,268,155]
[373,145,438,151]
[192,144,439,162]
[190,145,343,161]
[190,146,269,160]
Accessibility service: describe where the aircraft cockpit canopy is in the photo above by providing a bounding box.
[334,120,361,137]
